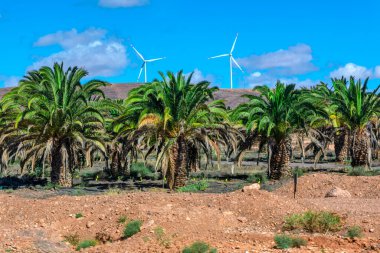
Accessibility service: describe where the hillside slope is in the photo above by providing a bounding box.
[0,83,255,108]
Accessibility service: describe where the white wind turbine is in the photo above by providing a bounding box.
[131,44,166,83]
[208,33,244,89]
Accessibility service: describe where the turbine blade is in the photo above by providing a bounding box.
[137,64,144,81]
[208,54,229,59]
[231,57,244,73]
[131,44,145,61]
[146,57,166,62]
[230,33,239,53]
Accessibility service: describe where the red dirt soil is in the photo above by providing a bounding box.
[1,174,380,252]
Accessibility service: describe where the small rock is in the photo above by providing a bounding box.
[325,187,351,198]
[186,217,191,221]
[369,228,375,233]
[86,221,95,228]
[242,183,260,192]
[237,217,247,223]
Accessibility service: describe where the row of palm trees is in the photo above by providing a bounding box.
[0,63,379,189]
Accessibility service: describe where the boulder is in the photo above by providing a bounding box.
[325,187,351,198]
[242,183,260,192]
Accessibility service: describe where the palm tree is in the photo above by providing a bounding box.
[233,81,302,180]
[328,77,380,168]
[121,71,231,189]
[3,63,108,186]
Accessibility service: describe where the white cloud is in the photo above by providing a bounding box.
[34,28,107,48]
[99,0,149,8]
[0,76,21,87]
[30,28,128,77]
[238,44,317,75]
[185,69,214,83]
[247,72,317,88]
[374,66,380,78]
[329,63,373,79]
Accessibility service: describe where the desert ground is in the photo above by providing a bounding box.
[1,172,379,253]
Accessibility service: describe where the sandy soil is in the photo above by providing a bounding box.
[0,174,380,253]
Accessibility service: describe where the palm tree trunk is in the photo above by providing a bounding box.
[51,142,71,187]
[334,129,349,163]
[167,136,188,189]
[110,148,121,179]
[269,138,292,180]
[351,129,371,168]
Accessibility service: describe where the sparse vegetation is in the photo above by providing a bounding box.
[246,172,268,184]
[182,241,217,253]
[130,163,157,180]
[118,215,127,224]
[154,226,171,248]
[63,233,80,246]
[283,211,342,233]
[177,180,209,192]
[76,240,97,251]
[346,226,363,239]
[75,213,83,219]
[274,234,307,249]
[293,167,305,177]
[123,220,142,238]
[347,167,380,176]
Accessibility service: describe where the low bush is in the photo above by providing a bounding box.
[347,167,380,176]
[246,172,268,184]
[130,163,157,180]
[76,240,97,251]
[154,226,171,248]
[274,234,307,249]
[63,233,80,246]
[75,213,83,219]
[283,211,342,233]
[346,225,363,238]
[118,215,127,224]
[123,220,142,238]
[293,167,305,177]
[177,180,209,192]
[182,241,217,253]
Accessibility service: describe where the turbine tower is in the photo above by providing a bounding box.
[131,45,165,83]
[208,33,244,89]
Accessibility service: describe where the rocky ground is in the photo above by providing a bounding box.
[0,173,380,253]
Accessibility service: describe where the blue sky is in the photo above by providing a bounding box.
[0,0,380,89]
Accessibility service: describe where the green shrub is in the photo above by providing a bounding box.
[274,234,307,249]
[291,236,307,247]
[346,226,363,238]
[123,220,142,238]
[63,233,80,246]
[118,215,127,224]
[247,172,268,184]
[182,241,217,253]
[75,213,83,219]
[76,240,97,251]
[154,226,171,248]
[283,211,342,233]
[348,167,380,176]
[178,180,209,192]
[274,234,293,249]
[293,167,305,177]
[130,163,156,179]
[44,182,60,190]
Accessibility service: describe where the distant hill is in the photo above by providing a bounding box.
[0,83,255,108]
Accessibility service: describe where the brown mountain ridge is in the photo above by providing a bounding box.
[0,83,256,108]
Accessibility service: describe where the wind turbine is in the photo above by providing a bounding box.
[208,33,244,89]
[131,45,165,83]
